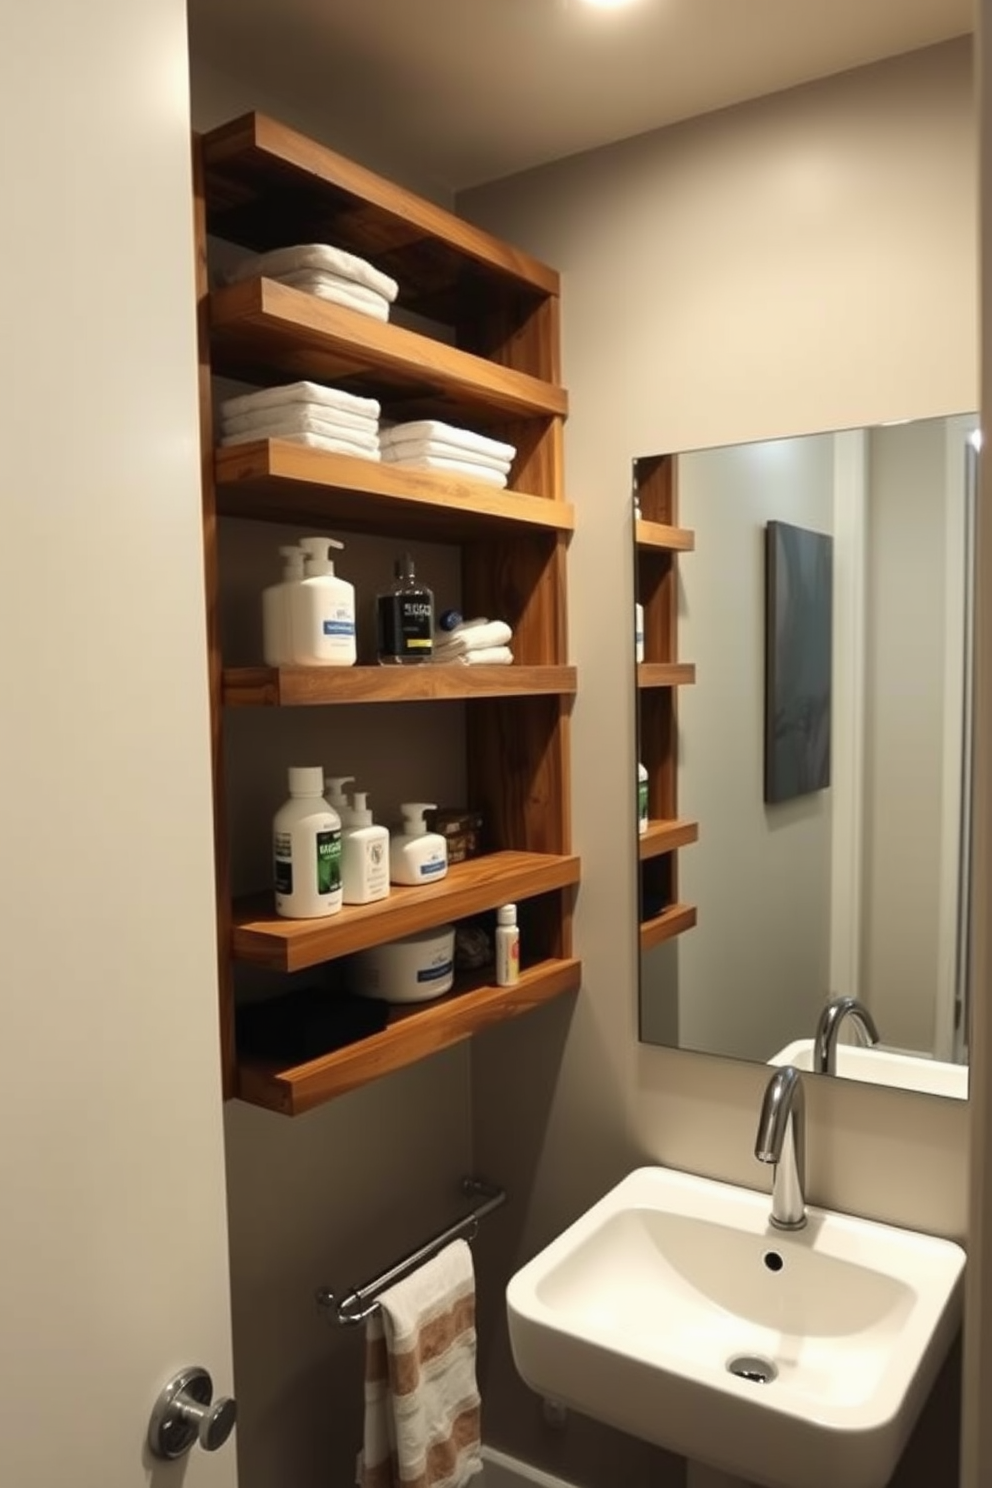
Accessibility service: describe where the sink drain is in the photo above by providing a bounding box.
[728,1354,778,1384]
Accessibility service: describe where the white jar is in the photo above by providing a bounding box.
[341,791,390,904]
[273,766,343,919]
[349,925,456,1003]
[389,802,448,886]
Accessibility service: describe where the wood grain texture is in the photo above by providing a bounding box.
[201,111,560,298]
[637,662,696,688]
[236,956,581,1114]
[214,440,575,537]
[467,697,572,856]
[222,664,577,708]
[635,519,695,552]
[639,819,700,862]
[639,904,697,952]
[232,851,581,972]
[209,279,568,423]
[635,454,677,525]
[462,531,568,666]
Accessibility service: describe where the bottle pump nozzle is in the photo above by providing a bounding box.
[299,535,345,575]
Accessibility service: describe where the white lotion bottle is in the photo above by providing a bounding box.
[389,802,448,886]
[341,791,390,904]
[495,903,520,987]
[262,545,305,666]
[273,766,343,919]
[290,535,357,666]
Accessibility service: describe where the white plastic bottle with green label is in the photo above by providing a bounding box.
[290,536,357,666]
[273,767,343,919]
[389,802,448,886]
[638,763,648,835]
[341,791,391,904]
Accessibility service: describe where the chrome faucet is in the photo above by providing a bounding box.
[754,1066,806,1230]
[814,995,880,1075]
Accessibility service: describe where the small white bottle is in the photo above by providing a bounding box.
[262,545,305,666]
[341,791,391,904]
[638,763,648,835]
[389,802,448,886]
[289,535,357,666]
[273,766,343,919]
[495,903,520,987]
[634,602,645,664]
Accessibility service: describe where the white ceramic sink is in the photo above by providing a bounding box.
[769,1038,968,1099]
[507,1167,964,1488]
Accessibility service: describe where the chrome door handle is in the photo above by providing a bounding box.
[148,1365,237,1459]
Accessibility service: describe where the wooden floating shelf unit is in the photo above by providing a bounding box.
[237,957,582,1115]
[640,903,698,952]
[214,441,575,538]
[223,664,578,708]
[232,851,581,974]
[635,519,695,552]
[639,819,699,862]
[638,662,697,689]
[209,280,568,426]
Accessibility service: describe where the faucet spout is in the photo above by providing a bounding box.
[814,996,880,1075]
[755,1065,806,1230]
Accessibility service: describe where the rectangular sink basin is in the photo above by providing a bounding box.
[769,1038,968,1099]
[507,1166,964,1488]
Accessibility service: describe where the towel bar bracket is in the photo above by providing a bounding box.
[316,1176,506,1327]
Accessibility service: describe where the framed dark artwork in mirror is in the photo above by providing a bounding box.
[764,521,833,804]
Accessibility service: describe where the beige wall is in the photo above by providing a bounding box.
[464,39,976,1485]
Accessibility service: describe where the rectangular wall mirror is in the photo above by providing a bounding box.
[633,414,978,1100]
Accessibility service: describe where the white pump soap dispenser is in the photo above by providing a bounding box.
[389,802,448,886]
[262,544,305,666]
[341,790,390,904]
[290,535,357,666]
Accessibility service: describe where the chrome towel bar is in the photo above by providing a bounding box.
[316,1176,506,1326]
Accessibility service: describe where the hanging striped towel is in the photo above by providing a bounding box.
[358,1239,483,1488]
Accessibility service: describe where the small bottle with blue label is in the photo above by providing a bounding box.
[376,552,433,664]
[389,802,448,886]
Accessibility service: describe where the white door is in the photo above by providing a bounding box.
[0,2,236,1484]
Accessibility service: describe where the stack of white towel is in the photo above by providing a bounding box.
[433,618,513,667]
[223,242,399,322]
[380,420,516,489]
[218,380,381,459]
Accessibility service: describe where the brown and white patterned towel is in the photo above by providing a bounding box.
[358,1238,483,1488]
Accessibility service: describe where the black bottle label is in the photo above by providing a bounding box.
[377,594,434,660]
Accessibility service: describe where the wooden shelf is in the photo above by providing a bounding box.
[209,280,568,426]
[223,664,577,708]
[637,662,696,688]
[215,440,574,538]
[236,956,581,1115]
[201,111,559,310]
[640,903,697,952]
[232,851,581,973]
[639,819,699,862]
[635,519,695,552]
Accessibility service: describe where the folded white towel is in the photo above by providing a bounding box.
[221,411,379,456]
[222,400,379,439]
[380,419,515,463]
[220,380,380,422]
[433,646,514,667]
[383,454,507,489]
[274,269,389,322]
[220,429,380,461]
[225,243,399,303]
[359,1239,482,1488]
[434,620,513,656]
[382,439,511,476]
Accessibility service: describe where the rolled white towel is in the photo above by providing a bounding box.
[220,429,380,461]
[382,439,511,476]
[222,400,379,439]
[434,620,513,656]
[432,645,513,666]
[273,269,389,321]
[223,243,399,303]
[220,380,380,422]
[221,410,379,456]
[383,453,507,488]
[380,419,515,463]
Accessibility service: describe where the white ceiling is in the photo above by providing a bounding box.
[188,0,973,193]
